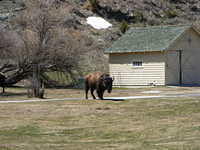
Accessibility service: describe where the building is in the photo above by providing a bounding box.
[105,25,200,87]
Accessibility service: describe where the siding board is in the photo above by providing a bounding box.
[109,52,165,86]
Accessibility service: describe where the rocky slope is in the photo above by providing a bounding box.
[98,0,200,25]
[1,0,200,40]
[1,0,200,73]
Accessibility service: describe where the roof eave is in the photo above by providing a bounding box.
[163,26,191,51]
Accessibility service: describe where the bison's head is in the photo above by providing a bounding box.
[100,74,114,93]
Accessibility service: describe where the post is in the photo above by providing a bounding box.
[32,63,41,97]
[179,50,182,85]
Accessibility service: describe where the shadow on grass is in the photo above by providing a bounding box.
[0,92,27,97]
[103,98,125,101]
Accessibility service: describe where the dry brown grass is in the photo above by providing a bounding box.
[1,86,200,101]
[0,87,200,150]
[0,87,84,101]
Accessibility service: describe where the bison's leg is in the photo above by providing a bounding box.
[97,90,101,99]
[85,80,89,99]
[101,90,106,100]
[97,90,104,100]
[85,85,89,99]
[85,89,88,99]
[91,88,96,99]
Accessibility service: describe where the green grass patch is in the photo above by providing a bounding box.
[0,125,41,137]
[46,71,74,85]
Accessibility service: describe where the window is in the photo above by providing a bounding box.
[132,61,142,67]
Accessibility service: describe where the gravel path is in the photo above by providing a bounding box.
[1,93,200,103]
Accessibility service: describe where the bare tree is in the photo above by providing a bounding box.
[0,0,92,96]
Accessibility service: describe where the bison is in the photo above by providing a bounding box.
[0,72,6,93]
[85,72,113,100]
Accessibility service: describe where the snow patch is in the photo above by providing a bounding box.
[86,17,112,29]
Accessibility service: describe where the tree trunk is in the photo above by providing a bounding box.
[32,64,41,98]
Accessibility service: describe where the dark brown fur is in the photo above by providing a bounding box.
[85,72,113,100]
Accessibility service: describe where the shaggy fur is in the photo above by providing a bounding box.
[85,72,113,100]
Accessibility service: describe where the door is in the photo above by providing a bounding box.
[165,51,180,85]
[181,50,200,85]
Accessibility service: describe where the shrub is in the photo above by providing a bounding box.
[88,0,98,11]
[165,9,178,18]
[133,11,144,23]
[119,20,129,33]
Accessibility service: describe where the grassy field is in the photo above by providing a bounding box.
[0,86,196,101]
[0,87,84,101]
[0,90,200,150]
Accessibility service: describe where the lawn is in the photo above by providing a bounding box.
[0,93,200,149]
[0,86,197,101]
[0,87,84,101]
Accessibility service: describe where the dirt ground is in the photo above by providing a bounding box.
[1,86,200,101]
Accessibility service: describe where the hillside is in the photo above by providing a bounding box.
[1,0,200,43]
[0,0,200,74]
[98,0,200,24]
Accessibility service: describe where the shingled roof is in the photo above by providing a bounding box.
[105,25,192,53]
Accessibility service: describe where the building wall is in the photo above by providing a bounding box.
[109,52,165,86]
[164,50,180,85]
[166,28,200,85]
[109,28,200,86]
